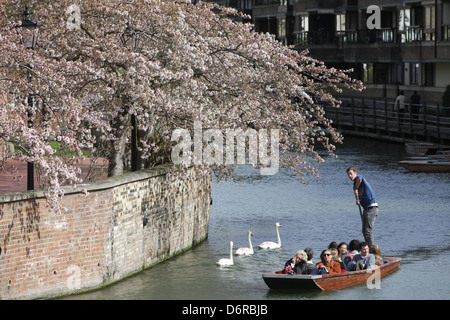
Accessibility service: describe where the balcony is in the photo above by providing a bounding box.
[403,26,435,42]
[295,31,335,46]
[294,0,348,11]
[254,0,285,6]
[295,29,399,46]
[346,29,398,44]
[404,26,424,42]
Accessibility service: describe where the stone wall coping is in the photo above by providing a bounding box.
[0,164,173,204]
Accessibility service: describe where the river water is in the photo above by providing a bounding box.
[62,136,450,300]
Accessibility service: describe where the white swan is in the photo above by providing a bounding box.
[258,222,282,249]
[235,230,254,255]
[217,241,234,266]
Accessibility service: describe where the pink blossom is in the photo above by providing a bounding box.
[0,0,363,212]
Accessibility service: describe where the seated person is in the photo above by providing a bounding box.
[337,242,348,260]
[328,241,338,250]
[370,244,387,265]
[347,242,375,271]
[283,250,308,275]
[330,248,347,272]
[342,239,360,266]
[304,247,316,274]
[310,250,342,275]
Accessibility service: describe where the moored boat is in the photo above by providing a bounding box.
[401,155,450,161]
[262,257,401,291]
[405,142,443,155]
[405,142,450,156]
[397,159,450,172]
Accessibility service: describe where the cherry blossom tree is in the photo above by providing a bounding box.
[0,0,363,213]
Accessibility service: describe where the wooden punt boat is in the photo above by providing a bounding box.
[262,257,401,291]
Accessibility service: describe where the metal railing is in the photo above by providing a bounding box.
[294,27,443,46]
[405,26,424,42]
[296,29,400,46]
[254,0,283,6]
[324,97,450,142]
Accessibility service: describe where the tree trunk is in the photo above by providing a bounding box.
[108,111,129,177]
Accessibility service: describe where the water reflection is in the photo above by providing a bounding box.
[264,288,325,300]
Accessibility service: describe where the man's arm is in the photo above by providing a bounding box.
[366,254,376,267]
[353,177,362,195]
[354,177,362,206]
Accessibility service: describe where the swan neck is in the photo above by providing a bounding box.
[248,233,253,250]
[276,225,281,245]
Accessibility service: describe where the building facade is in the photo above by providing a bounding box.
[213,0,450,105]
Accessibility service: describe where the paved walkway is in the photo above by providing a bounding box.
[0,158,108,194]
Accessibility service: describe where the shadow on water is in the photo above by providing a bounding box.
[264,288,325,300]
[393,244,450,265]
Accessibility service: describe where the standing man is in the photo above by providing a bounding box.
[394,90,406,121]
[346,167,378,246]
[410,91,421,123]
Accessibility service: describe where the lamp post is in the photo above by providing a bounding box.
[16,5,39,190]
[121,23,140,172]
[16,5,39,48]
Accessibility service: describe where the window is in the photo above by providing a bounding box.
[296,15,309,45]
[410,63,419,85]
[390,64,403,84]
[374,64,388,84]
[301,15,309,32]
[278,18,286,37]
[237,0,252,10]
[410,6,423,26]
[363,63,374,83]
[424,5,435,40]
[399,8,411,42]
[423,63,434,86]
[424,6,435,29]
[336,14,346,32]
[398,9,410,31]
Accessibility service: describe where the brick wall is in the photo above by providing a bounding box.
[0,165,211,300]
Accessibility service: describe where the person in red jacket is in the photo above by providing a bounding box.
[310,250,342,275]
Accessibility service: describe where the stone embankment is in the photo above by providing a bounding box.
[0,165,211,300]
